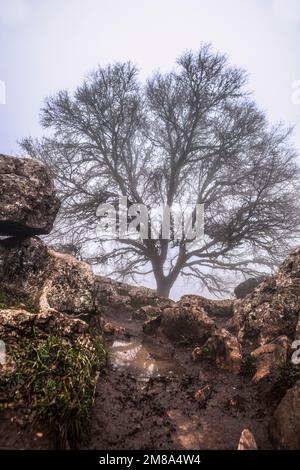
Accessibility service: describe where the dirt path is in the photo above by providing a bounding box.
[83,310,274,450]
[0,309,275,450]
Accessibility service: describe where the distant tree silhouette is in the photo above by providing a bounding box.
[22,45,300,297]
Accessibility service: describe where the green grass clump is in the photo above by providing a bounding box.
[0,285,37,312]
[272,361,300,399]
[1,333,107,448]
[240,356,257,377]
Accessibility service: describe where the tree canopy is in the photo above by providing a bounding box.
[22,45,300,297]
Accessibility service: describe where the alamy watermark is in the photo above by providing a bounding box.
[0,340,6,365]
[96,197,204,251]
[291,339,300,365]
[0,80,6,105]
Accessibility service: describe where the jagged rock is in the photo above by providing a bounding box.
[237,429,258,450]
[99,318,125,336]
[0,236,49,290]
[270,379,300,449]
[94,276,174,313]
[180,295,234,318]
[192,328,242,374]
[129,286,172,308]
[0,154,60,236]
[94,277,132,311]
[0,237,99,317]
[0,308,89,342]
[250,336,290,383]
[161,299,215,343]
[42,250,98,316]
[234,277,265,299]
[233,246,300,346]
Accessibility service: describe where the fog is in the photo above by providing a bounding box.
[1,0,300,298]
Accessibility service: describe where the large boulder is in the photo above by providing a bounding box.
[0,154,60,236]
[192,328,242,374]
[0,237,99,317]
[179,295,234,318]
[250,336,290,383]
[0,308,89,343]
[95,275,174,314]
[270,379,300,449]
[161,297,215,343]
[233,246,300,346]
[234,276,265,299]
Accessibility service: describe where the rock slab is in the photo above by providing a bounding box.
[0,154,60,236]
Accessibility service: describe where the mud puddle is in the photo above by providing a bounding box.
[85,314,274,450]
[109,338,182,382]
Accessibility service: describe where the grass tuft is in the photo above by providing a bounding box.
[272,361,300,399]
[0,332,107,448]
[240,355,257,377]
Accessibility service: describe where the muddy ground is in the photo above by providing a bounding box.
[83,309,274,450]
[0,308,275,450]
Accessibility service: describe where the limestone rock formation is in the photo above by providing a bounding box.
[250,336,290,383]
[270,379,300,449]
[233,246,300,346]
[234,276,265,299]
[0,154,60,236]
[237,429,258,450]
[160,297,215,343]
[0,308,89,343]
[179,295,234,318]
[95,275,174,314]
[0,237,99,318]
[192,328,242,374]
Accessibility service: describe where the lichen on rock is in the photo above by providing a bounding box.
[233,245,300,346]
[0,154,60,236]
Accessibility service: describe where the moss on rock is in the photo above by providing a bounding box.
[0,312,107,448]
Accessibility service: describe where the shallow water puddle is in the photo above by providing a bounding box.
[110,338,180,380]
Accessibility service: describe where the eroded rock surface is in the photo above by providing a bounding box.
[270,379,300,449]
[233,246,300,346]
[237,429,258,450]
[0,237,99,318]
[234,277,265,299]
[250,336,290,383]
[161,297,215,343]
[192,328,242,374]
[0,154,60,236]
[0,308,89,344]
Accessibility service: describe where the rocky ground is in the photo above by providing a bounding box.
[82,308,274,450]
[0,153,300,450]
[0,299,275,451]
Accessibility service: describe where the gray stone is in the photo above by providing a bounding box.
[0,154,60,236]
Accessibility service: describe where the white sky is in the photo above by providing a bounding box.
[1,0,300,297]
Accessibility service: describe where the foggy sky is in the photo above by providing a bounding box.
[1,0,300,298]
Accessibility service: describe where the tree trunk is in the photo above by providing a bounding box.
[156,278,173,298]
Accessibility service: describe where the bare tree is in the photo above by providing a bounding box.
[22,45,300,297]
